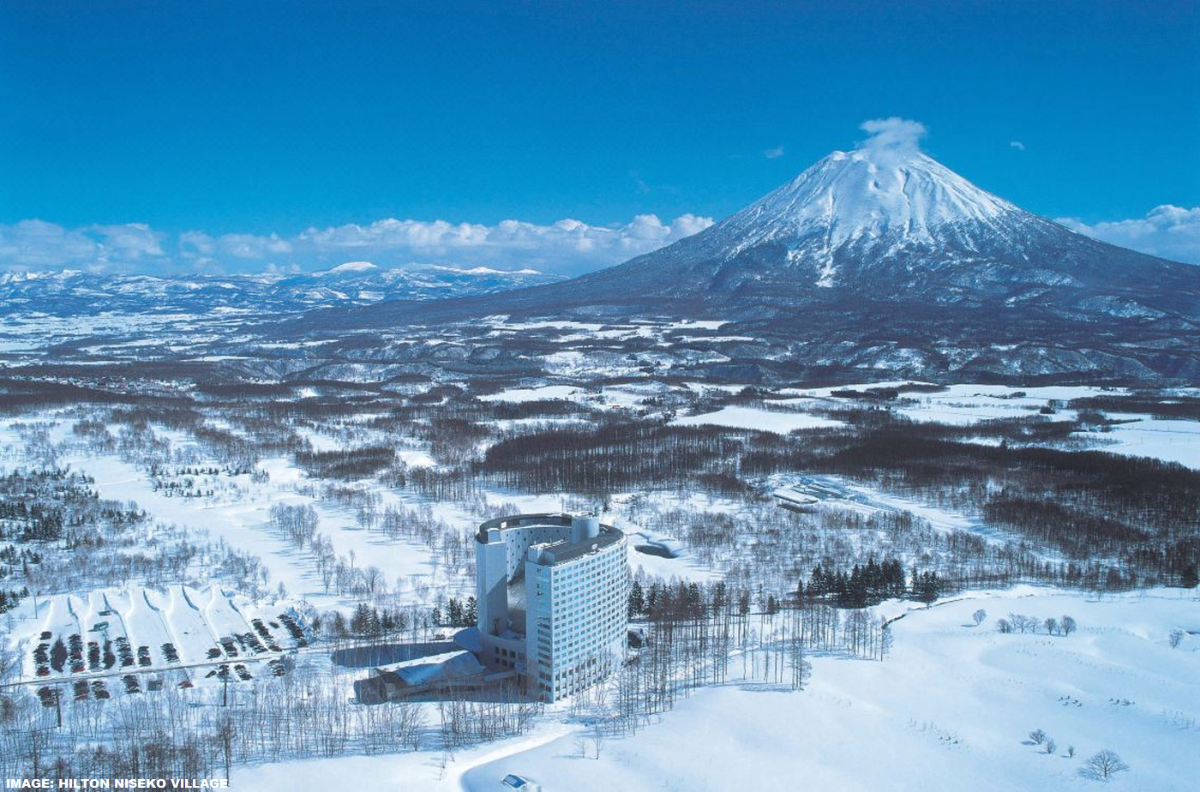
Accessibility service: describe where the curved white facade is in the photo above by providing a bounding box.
[475,513,627,702]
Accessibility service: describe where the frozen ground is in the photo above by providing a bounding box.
[673,405,844,433]
[460,588,1198,792]
[11,585,308,691]
[228,588,1198,792]
[767,473,1064,558]
[1072,416,1200,470]
[775,383,1200,469]
[0,417,463,610]
[609,514,721,584]
[2,388,1195,789]
[473,381,1200,470]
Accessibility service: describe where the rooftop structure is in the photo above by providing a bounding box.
[475,512,628,703]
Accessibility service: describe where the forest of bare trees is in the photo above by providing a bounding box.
[0,657,540,781]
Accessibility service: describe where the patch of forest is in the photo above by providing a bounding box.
[480,416,1198,588]
[1067,393,1200,421]
[743,427,1199,584]
[295,446,396,480]
[480,421,756,493]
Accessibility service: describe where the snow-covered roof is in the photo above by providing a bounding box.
[374,650,483,688]
[453,625,483,653]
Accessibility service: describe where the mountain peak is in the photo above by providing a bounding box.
[328,261,378,273]
[713,150,1019,264]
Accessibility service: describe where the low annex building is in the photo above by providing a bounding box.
[352,650,485,704]
[475,512,629,703]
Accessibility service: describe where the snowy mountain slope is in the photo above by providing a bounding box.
[682,150,1018,278]
[559,147,1196,311]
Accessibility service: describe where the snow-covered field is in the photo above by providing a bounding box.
[476,380,1200,469]
[15,585,308,689]
[774,383,1200,469]
[1072,416,1200,470]
[673,405,844,433]
[781,383,1103,426]
[229,588,1198,792]
[1,383,1196,790]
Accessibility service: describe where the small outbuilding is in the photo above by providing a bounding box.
[353,650,485,704]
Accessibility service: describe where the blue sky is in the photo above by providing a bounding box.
[1,1,1197,273]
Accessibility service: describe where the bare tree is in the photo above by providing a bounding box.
[215,717,234,783]
[1082,749,1129,781]
[1029,728,1047,745]
[1045,738,1056,755]
[1169,629,1184,649]
[1060,615,1077,637]
[972,609,987,627]
[591,724,606,760]
[1044,617,1058,636]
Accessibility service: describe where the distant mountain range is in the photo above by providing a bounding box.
[0,262,561,316]
[6,147,1198,383]
[299,147,1200,382]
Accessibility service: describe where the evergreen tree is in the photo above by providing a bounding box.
[628,580,646,617]
[686,583,704,618]
[711,581,727,610]
[913,571,941,605]
[808,565,828,598]
[50,637,67,672]
[350,603,372,635]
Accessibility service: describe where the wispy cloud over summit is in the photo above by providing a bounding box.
[857,117,927,158]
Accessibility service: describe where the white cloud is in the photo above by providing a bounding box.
[90,223,166,263]
[180,231,291,261]
[0,220,170,272]
[764,145,785,160]
[857,117,927,159]
[0,219,97,269]
[1057,205,1200,264]
[0,213,715,276]
[296,213,713,273]
[1009,140,1026,151]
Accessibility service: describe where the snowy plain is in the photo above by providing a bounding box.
[230,588,1199,792]
[2,382,1197,791]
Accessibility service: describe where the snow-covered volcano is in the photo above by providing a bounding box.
[555,145,1193,312]
[303,144,1200,381]
[706,149,1022,287]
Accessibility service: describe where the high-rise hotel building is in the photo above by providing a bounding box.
[475,512,628,703]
